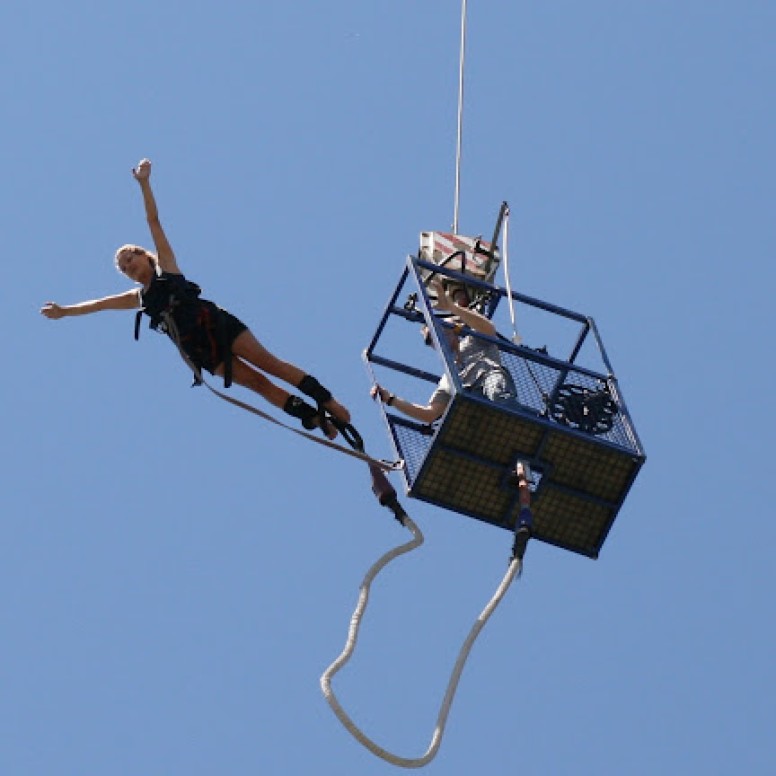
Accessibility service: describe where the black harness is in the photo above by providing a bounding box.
[134,268,233,387]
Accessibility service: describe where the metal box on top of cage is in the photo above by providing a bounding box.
[365,232,646,559]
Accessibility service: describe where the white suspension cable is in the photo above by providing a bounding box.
[453,0,468,234]
[500,206,522,344]
[321,515,523,769]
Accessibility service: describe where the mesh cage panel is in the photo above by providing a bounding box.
[370,257,646,558]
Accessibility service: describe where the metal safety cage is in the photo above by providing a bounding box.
[364,255,646,558]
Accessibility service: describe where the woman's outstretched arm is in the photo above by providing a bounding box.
[41,289,140,319]
[132,158,181,275]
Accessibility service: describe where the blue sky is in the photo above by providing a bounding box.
[3,1,774,774]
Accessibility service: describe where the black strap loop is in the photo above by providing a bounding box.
[327,417,364,452]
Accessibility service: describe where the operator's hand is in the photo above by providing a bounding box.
[370,384,391,403]
[431,279,454,312]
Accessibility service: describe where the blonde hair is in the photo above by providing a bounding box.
[114,244,157,271]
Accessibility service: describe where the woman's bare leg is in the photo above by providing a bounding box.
[230,330,351,422]
[215,357,337,439]
[216,357,288,408]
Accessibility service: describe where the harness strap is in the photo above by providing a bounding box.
[298,374,332,405]
[215,308,233,388]
[283,395,320,428]
[136,300,234,389]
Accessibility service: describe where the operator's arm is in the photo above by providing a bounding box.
[432,279,496,336]
[371,384,448,424]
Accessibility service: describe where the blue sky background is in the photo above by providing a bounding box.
[3,1,774,774]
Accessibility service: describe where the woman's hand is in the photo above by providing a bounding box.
[40,302,66,320]
[132,158,152,182]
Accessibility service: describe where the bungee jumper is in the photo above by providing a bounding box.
[40,158,349,440]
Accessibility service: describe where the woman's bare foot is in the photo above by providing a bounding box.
[323,397,351,424]
[315,412,338,440]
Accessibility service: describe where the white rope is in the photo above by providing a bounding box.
[453,0,468,234]
[500,206,522,344]
[321,515,522,769]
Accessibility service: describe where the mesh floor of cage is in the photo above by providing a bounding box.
[389,396,643,557]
